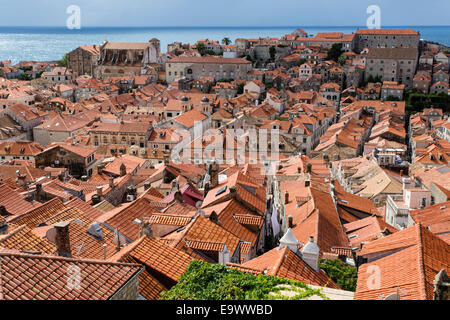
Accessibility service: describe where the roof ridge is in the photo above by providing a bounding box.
[0,250,143,268]
[415,224,428,300]
[272,245,289,276]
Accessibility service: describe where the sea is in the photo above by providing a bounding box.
[0,26,449,64]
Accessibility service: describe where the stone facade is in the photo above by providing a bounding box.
[68,45,100,77]
[96,39,161,79]
[109,273,141,300]
[355,29,420,52]
[166,56,252,83]
[365,48,419,89]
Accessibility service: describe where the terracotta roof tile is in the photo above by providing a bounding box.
[0,251,141,300]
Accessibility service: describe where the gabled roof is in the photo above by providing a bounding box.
[0,184,41,217]
[343,216,398,249]
[355,225,449,300]
[0,250,142,300]
[104,198,161,242]
[0,224,54,254]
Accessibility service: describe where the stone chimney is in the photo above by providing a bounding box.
[109,176,115,189]
[301,236,320,272]
[209,162,219,189]
[97,164,105,175]
[120,163,127,177]
[218,245,231,266]
[139,220,153,238]
[55,221,72,258]
[174,190,183,203]
[96,186,103,197]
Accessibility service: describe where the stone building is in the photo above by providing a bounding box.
[365,47,419,89]
[165,56,252,83]
[355,29,420,52]
[89,122,153,148]
[96,39,161,79]
[67,45,100,77]
[34,143,98,177]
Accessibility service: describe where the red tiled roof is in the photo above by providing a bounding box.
[355,225,449,300]
[0,225,54,254]
[0,251,142,300]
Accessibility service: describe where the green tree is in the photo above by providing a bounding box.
[338,54,347,66]
[196,42,206,55]
[222,37,232,45]
[160,260,327,300]
[237,83,244,95]
[60,53,68,67]
[297,58,307,66]
[327,43,343,62]
[319,259,358,292]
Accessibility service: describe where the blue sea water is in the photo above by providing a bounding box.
[0,26,449,64]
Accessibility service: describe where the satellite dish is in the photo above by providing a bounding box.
[195,201,203,209]
[384,293,400,300]
[46,227,57,244]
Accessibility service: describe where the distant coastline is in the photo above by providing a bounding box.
[1,25,450,63]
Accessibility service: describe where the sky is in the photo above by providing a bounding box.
[1,0,449,27]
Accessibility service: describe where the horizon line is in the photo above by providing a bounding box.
[1,25,450,28]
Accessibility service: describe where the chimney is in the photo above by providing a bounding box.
[306,163,312,173]
[120,163,127,177]
[209,162,219,189]
[288,215,294,228]
[279,228,299,252]
[163,153,170,165]
[92,194,102,205]
[144,181,151,190]
[0,217,8,235]
[139,220,153,238]
[17,173,27,186]
[97,164,104,175]
[209,211,219,224]
[399,170,403,177]
[218,245,231,266]
[96,186,103,197]
[229,186,237,199]
[35,183,42,202]
[0,205,9,217]
[301,236,320,272]
[174,190,183,203]
[55,221,72,258]
[285,191,290,204]
[109,176,115,189]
